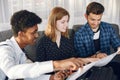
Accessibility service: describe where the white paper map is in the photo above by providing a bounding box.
[94,52,117,67]
[66,62,96,80]
[67,52,118,80]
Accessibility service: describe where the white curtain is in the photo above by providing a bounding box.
[0,0,120,32]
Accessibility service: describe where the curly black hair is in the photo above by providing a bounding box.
[10,10,42,36]
[86,2,104,15]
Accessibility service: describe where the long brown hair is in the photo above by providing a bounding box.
[45,7,70,42]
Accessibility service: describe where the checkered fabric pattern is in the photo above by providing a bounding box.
[74,22,120,57]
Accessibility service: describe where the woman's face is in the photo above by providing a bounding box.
[56,15,69,33]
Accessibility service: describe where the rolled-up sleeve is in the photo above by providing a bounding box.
[25,74,51,80]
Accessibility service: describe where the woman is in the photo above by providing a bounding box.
[36,7,78,62]
[36,7,98,80]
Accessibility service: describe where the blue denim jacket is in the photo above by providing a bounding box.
[74,22,120,57]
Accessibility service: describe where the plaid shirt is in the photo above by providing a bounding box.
[74,22,120,57]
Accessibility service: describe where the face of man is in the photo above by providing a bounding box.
[85,13,103,29]
[21,24,39,45]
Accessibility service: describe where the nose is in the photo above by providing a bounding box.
[94,21,99,26]
[65,22,68,28]
[66,22,68,26]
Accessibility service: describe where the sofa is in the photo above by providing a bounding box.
[0,24,119,61]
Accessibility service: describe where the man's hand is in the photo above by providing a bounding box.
[50,70,72,80]
[91,51,107,59]
[96,53,107,59]
[53,57,84,71]
[117,51,120,54]
[79,58,100,64]
[117,47,120,54]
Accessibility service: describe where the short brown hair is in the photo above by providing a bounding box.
[86,2,104,15]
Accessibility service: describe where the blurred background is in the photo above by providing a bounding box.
[0,0,120,32]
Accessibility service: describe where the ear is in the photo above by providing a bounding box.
[84,14,88,20]
[18,31,24,37]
